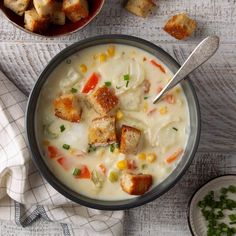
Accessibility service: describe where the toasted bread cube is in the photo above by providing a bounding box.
[33,0,54,17]
[4,0,31,16]
[88,86,119,115]
[125,0,156,17]
[120,173,153,195]
[63,0,89,23]
[53,94,82,122]
[120,125,141,155]
[89,116,116,146]
[164,13,197,40]
[24,8,49,32]
[51,2,66,25]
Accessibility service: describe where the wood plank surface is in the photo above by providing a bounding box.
[0,0,236,235]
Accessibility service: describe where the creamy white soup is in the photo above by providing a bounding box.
[36,44,190,200]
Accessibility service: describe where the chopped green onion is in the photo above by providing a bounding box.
[110,144,115,152]
[172,127,178,131]
[116,85,122,89]
[141,164,147,170]
[63,144,70,150]
[126,80,129,87]
[60,125,65,132]
[229,214,236,221]
[123,74,130,81]
[144,96,149,100]
[71,88,77,93]
[104,81,112,87]
[228,185,236,193]
[72,168,81,176]
[108,171,119,183]
[87,144,96,153]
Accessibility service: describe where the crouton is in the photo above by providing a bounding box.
[24,8,49,32]
[89,116,116,146]
[88,86,119,115]
[120,125,141,155]
[125,0,156,18]
[63,0,89,23]
[120,173,153,195]
[4,0,31,16]
[33,0,54,17]
[53,94,82,122]
[163,13,197,40]
[51,2,66,25]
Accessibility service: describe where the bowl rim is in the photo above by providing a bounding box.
[0,0,105,38]
[26,34,201,210]
[187,174,236,236]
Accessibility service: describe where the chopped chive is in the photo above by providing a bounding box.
[60,125,65,132]
[71,88,77,93]
[66,59,71,64]
[87,144,96,153]
[144,96,149,100]
[229,214,236,221]
[228,185,236,193]
[105,81,112,87]
[126,80,129,87]
[110,144,115,152]
[116,85,122,89]
[123,74,130,81]
[172,127,178,131]
[63,144,70,150]
[72,168,81,176]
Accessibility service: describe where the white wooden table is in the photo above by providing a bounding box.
[1,0,236,235]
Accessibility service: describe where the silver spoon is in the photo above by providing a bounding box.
[153,36,220,104]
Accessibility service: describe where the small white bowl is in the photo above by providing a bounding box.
[188,175,236,236]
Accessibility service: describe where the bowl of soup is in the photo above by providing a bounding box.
[26,35,200,210]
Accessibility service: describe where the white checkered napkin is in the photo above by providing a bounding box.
[0,71,124,236]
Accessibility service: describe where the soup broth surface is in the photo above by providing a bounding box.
[36,44,190,200]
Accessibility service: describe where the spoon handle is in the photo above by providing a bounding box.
[153,36,220,104]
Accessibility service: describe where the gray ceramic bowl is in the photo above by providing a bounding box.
[26,35,201,210]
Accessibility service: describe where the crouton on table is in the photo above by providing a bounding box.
[164,13,197,40]
[24,8,49,32]
[88,86,119,115]
[4,0,31,16]
[125,0,156,18]
[33,0,54,18]
[89,116,116,146]
[120,125,141,155]
[63,0,89,22]
[53,94,82,122]
[120,173,153,195]
[51,2,66,25]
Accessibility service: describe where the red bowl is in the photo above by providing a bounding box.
[0,0,105,37]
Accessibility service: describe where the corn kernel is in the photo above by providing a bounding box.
[138,153,146,160]
[99,53,107,62]
[80,64,87,73]
[143,102,148,112]
[108,171,119,182]
[107,46,115,57]
[175,88,181,94]
[116,110,124,120]
[117,160,127,170]
[159,106,168,115]
[147,153,157,163]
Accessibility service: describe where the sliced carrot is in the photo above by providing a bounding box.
[164,94,176,104]
[127,160,137,170]
[166,148,183,164]
[48,146,60,158]
[150,60,166,73]
[147,108,157,116]
[82,73,100,93]
[78,165,91,179]
[57,157,70,170]
[98,164,106,175]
